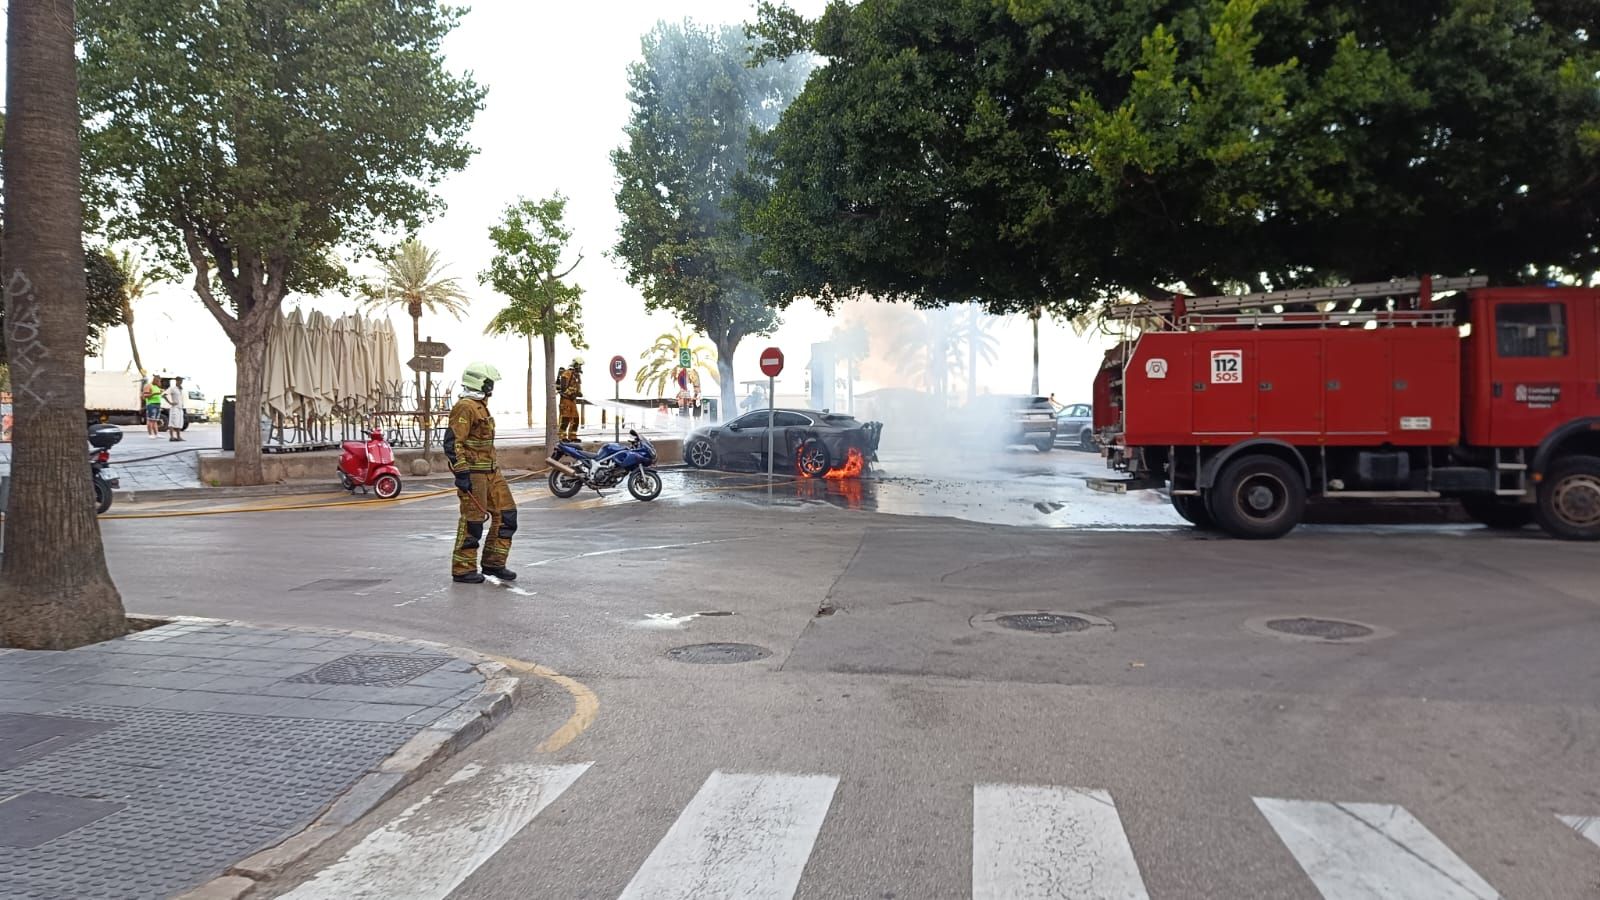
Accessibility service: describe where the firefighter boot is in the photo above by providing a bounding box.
[453,571,485,584]
[482,565,517,582]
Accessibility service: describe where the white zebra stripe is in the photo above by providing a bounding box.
[618,770,839,900]
[278,762,590,900]
[1560,814,1600,850]
[973,783,1149,899]
[1255,798,1499,899]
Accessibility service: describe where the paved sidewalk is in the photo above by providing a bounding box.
[0,618,520,900]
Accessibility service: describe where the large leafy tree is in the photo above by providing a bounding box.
[1,0,127,649]
[78,0,484,485]
[612,21,809,421]
[747,0,1600,315]
[481,195,585,448]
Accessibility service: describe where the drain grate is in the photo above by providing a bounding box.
[287,653,449,686]
[666,643,771,664]
[1265,617,1374,641]
[996,613,1091,634]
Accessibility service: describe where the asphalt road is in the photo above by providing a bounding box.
[98,457,1600,898]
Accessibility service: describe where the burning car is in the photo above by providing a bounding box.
[683,409,883,478]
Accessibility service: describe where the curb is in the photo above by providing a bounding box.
[163,619,523,900]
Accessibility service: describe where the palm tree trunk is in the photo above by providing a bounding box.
[411,312,422,411]
[124,307,144,375]
[0,0,127,649]
[967,309,978,403]
[525,331,534,429]
[1031,306,1041,396]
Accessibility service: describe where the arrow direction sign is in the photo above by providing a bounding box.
[415,340,451,358]
[408,355,445,374]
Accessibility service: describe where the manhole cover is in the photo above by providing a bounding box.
[1266,617,1374,640]
[1244,615,1393,644]
[666,642,771,664]
[971,610,1114,636]
[288,653,450,686]
[996,613,1091,634]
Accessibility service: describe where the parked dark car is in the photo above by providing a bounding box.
[1054,402,1096,451]
[684,409,883,477]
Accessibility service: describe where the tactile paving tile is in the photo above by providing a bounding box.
[0,705,418,900]
[286,652,450,687]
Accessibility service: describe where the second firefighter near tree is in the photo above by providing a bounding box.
[445,362,518,585]
[556,358,584,442]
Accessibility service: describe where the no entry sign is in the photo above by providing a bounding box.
[759,347,785,378]
[609,355,627,382]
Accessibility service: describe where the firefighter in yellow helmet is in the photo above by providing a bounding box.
[556,357,584,442]
[446,362,517,584]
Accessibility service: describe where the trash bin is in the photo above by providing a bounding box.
[221,395,237,451]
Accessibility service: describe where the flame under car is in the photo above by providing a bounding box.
[683,409,883,478]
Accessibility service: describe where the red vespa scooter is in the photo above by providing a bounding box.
[337,428,403,499]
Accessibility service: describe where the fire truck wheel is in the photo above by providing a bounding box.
[1211,455,1305,539]
[1171,493,1214,529]
[1459,496,1536,530]
[1536,455,1600,541]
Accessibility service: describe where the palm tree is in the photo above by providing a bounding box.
[957,302,1001,402]
[0,0,127,648]
[636,325,718,401]
[363,237,470,405]
[890,307,964,400]
[114,247,157,375]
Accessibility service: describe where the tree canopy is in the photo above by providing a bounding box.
[77,0,483,483]
[611,20,809,416]
[746,0,1600,316]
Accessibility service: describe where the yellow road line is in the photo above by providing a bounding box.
[484,653,598,754]
[104,472,543,520]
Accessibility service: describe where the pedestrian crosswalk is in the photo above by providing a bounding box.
[287,763,1600,900]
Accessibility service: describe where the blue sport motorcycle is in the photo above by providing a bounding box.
[547,429,662,501]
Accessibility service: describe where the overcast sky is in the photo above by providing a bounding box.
[16,0,1110,416]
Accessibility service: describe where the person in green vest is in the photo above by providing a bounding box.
[144,377,165,437]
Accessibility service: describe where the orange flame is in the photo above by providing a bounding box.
[824,447,866,480]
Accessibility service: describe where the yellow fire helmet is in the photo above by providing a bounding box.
[461,361,502,393]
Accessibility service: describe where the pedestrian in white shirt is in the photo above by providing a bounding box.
[164,377,187,441]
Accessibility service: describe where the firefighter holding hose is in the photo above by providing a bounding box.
[445,362,518,584]
[556,357,584,442]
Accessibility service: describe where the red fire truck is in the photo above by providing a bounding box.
[1090,276,1600,540]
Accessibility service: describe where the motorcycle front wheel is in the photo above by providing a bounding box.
[548,468,584,498]
[628,468,663,502]
[94,477,113,515]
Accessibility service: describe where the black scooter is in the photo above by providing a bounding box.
[89,424,122,514]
